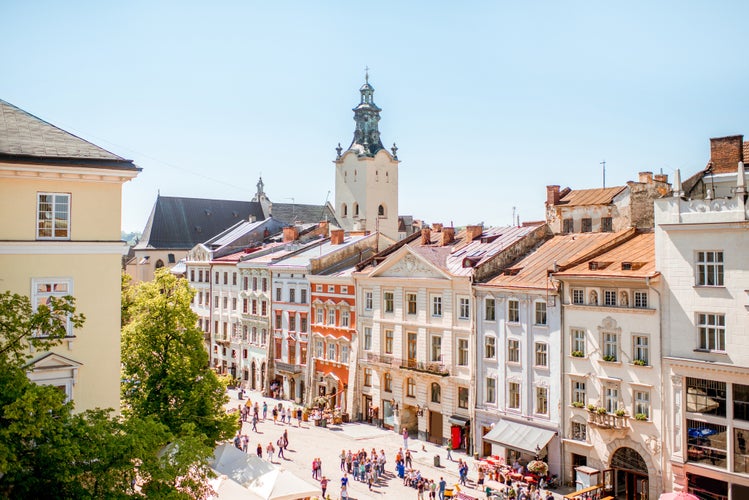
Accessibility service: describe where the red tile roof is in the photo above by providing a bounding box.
[553,231,656,279]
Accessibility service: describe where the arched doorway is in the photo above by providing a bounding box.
[251,362,257,390]
[610,447,648,500]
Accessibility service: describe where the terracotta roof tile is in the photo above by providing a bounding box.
[554,231,656,279]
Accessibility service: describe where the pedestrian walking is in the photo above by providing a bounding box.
[256,443,262,459]
[252,413,258,432]
[272,407,278,424]
[340,449,346,471]
[405,449,413,468]
[277,436,285,459]
[446,444,453,461]
[262,401,268,420]
[402,427,409,450]
[439,477,446,500]
[266,442,275,463]
[340,473,349,500]
[320,476,328,498]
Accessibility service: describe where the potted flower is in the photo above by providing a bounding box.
[302,406,310,422]
[602,355,617,362]
[633,359,647,366]
[615,409,627,417]
[596,407,607,415]
[586,403,596,412]
[571,351,584,358]
[527,460,548,476]
[572,401,585,408]
[635,413,648,421]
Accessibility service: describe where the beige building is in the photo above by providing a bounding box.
[0,99,140,411]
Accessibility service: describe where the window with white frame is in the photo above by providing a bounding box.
[383,372,392,392]
[603,331,619,361]
[536,387,549,415]
[605,385,619,413]
[485,298,495,321]
[275,288,281,301]
[572,380,586,405]
[37,193,70,239]
[698,313,726,351]
[341,310,350,327]
[406,293,417,315]
[300,316,307,333]
[431,382,441,403]
[315,284,322,292]
[341,345,349,364]
[32,278,73,335]
[431,335,442,362]
[485,336,496,359]
[327,343,336,361]
[289,289,295,303]
[458,387,469,408]
[570,421,587,441]
[300,289,307,304]
[535,342,548,367]
[406,377,415,397]
[316,307,323,324]
[364,291,373,310]
[508,382,521,409]
[634,390,650,419]
[632,335,649,365]
[384,329,394,354]
[315,340,323,358]
[328,285,335,293]
[328,308,336,325]
[486,377,497,404]
[459,297,470,320]
[508,299,519,322]
[604,290,617,306]
[383,291,394,313]
[363,326,372,351]
[508,339,520,363]
[535,301,547,325]
[364,368,372,387]
[458,339,469,365]
[572,288,585,305]
[571,328,586,356]
[696,251,724,286]
[634,290,648,308]
[432,295,442,317]
[341,286,348,294]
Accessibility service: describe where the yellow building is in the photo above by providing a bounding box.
[0,99,140,412]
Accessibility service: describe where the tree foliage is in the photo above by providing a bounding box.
[121,269,236,445]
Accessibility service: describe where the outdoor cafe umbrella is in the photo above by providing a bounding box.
[658,492,699,500]
[687,427,717,439]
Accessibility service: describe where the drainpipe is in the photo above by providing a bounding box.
[470,275,477,458]
[555,277,567,486]
[647,275,665,495]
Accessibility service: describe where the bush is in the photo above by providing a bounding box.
[572,401,585,408]
[615,409,627,417]
[587,404,596,412]
[596,407,607,415]
[635,413,648,421]
[633,359,647,366]
[571,351,584,358]
[602,355,617,362]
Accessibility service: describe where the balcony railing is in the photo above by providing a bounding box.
[362,352,396,366]
[215,333,230,344]
[400,358,450,377]
[588,411,629,430]
[274,361,303,374]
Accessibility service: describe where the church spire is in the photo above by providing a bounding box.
[348,69,384,157]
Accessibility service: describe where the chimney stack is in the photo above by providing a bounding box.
[441,227,455,246]
[653,173,668,183]
[546,185,561,206]
[673,169,683,197]
[638,171,653,184]
[282,226,299,243]
[465,224,483,243]
[330,229,345,245]
[710,135,744,174]
[432,223,443,233]
[421,227,432,245]
[318,221,330,237]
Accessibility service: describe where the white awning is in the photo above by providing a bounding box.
[482,420,556,454]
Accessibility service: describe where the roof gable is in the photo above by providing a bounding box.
[370,246,452,280]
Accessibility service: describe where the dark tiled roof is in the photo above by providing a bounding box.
[270,202,337,226]
[137,196,266,250]
[0,99,136,169]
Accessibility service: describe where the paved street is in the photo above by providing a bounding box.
[225,389,571,499]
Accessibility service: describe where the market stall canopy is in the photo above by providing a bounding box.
[483,420,555,454]
[211,443,275,486]
[246,468,320,500]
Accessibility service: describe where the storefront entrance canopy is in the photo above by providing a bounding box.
[483,420,555,454]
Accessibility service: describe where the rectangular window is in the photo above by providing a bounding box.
[562,218,573,234]
[364,291,373,310]
[571,422,587,441]
[384,291,394,313]
[603,332,618,361]
[633,290,648,308]
[686,419,727,467]
[252,277,257,291]
[604,290,617,306]
[31,279,73,335]
[407,333,417,361]
[328,285,335,293]
[364,327,372,351]
[276,288,282,301]
[300,316,307,333]
[288,315,296,332]
[486,378,496,404]
[363,368,372,387]
[406,378,416,397]
[535,342,548,367]
[536,387,549,415]
[572,380,586,405]
[508,339,520,363]
[458,387,469,409]
[341,310,350,327]
[315,284,323,292]
[190,269,195,282]
[300,289,307,304]
[431,336,442,362]
[223,296,228,309]
[215,272,219,284]
[697,251,724,286]
[535,302,547,325]
[37,193,70,239]
[432,296,442,317]
[262,278,267,292]
[223,272,228,285]
[734,383,749,421]
[232,298,237,311]
[605,386,619,414]
[572,289,585,305]
[485,336,496,359]
[341,345,350,364]
[458,339,469,366]
[384,330,394,354]
[300,342,306,364]
[289,289,295,303]
[459,297,470,320]
[315,340,324,359]
[341,286,348,294]
[485,298,496,321]
[261,301,267,316]
[327,343,336,361]
[508,382,521,410]
[581,218,592,233]
[232,273,237,286]
[633,335,649,365]
[508,299,519,322]
[601,217,613,232]
[698,313,726,351]
[634,390,650,419]
[686,378,726,416]
[407,293,417,315]
[316,307,323,324]
[328,308,336,325]
[252,299,258,315]
[199,270,203,282]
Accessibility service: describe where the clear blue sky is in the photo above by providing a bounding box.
[3,1,748,233]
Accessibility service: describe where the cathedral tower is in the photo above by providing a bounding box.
[334,73,399,241]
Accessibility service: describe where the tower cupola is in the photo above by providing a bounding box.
[349,71,385,157]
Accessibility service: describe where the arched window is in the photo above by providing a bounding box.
[353,202,359,217]
[341,203,348,217]
[384,372,392,392]
[431,382,441,403]
[378,204,385,217]
[406,377,416,397]
[155,259,164,269]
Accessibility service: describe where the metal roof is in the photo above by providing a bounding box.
[557,186,626,206]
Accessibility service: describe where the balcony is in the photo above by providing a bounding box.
[400,358,450,377]
[215,333,230,344]
[588,411,629,430]
[362,352,396,366]
[274,361,303,374]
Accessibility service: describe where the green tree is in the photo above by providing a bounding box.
[121,269,236,445]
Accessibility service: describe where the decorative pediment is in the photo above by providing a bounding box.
[374,249,449,280]
[26,352,82,371]
[598,316,621,334]
[187,244,212,262]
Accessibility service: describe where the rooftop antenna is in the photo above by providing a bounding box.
[512,206,516,226]
[600,160,606,188]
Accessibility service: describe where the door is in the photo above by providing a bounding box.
[451,425,462,450]
[407,333,417,367]
[289,378,296,402]
[363,395,372,423]
[429,411,443,444]
[482,427,493,457]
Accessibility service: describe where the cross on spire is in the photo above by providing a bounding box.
[365,66,369,84]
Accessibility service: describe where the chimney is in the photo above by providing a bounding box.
[710,135,744,173]
[638,171,653,184]
[653,173,668,183]
[673,169,683,197]
[318,221,330,237]
[465,224,483,243]
[330,229,345,245]
[432,223,444,233]
[441,227,455,246]
[282,226,298,243]
[421,227,432,245]
[546,185,561,206]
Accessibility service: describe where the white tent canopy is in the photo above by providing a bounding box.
[246,468,320,500]
[211,443,275,486]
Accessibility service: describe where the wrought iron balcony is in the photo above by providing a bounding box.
[362,352,395,366]
[274,361,303,374]
[588,411,630,430]
[400,358,450,377]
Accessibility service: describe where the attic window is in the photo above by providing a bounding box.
[621,262,632,271]
[232,211,239,217]
[195,226,202,233]
[504,268,521,276]
[462,257,481,268]
[588,261,611,270]
[204,210,212,216]
[480,234,500,244]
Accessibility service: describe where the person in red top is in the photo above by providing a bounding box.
[319,476,328,498]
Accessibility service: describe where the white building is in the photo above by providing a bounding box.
[657,135,749,499]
